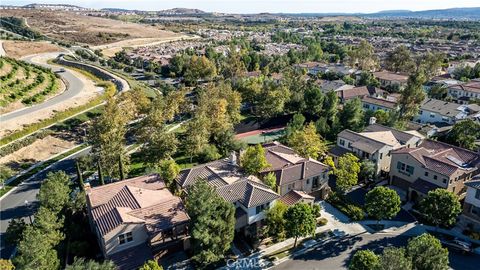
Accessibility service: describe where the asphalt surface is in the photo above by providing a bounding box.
[274,233,480,270]
[1,52,86,122]
[0,147,91,259]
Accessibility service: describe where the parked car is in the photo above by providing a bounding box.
[442,238,472,253]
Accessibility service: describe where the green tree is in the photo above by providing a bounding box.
[420,189,461,229]
[406,233,449,270]
[89,96,131,179]
[185,180,235,267]
[398,71,426,121]
[284,113,306,139]
[380,247,412,270]
[263,172,277,190]
[348,40,378,71]
[33,206,64,246]
[349,250,380,270]
[75,161,84,189]
[184,55,217,84]
[184,116,209,162]
[334,153,361,193]
[158,159,180,189]
[37,171,70,213]
[385,45,415,73]
[419,52,445,80]
[359,159,376,182]
[287,122,328,159]
[339,98,364,132]
[365,186,401,224]
[138,97,179,164]
[14,225,61,270]
[428,84,448,100]
[264,201,288,242]
[65,258,116,270]
[139,260,163,270]
[0,260,14,270]
[240,144,270,175]
[256,81,291,118]
[447,119,480,150]
[222,46,247,79]
[323,90,339,123]
[284,203,316,247]
[304,84,324,115]
[5,218,26,246]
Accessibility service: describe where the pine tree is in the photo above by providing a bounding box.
[75,161,84,189]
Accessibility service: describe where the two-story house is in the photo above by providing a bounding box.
[175,159,279,237]
[361,96,398,112]
[86,174,190,270]
[336,86,386,104]
[260,142,331,199]
[448,79,480,104]
[459,179,480,231]
[329,124,423,177]
[389,140,480,203]
[414,98,471,125]
[373,71,409,91]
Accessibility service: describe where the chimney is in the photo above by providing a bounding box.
[84,183,92,195]
[369,117,377,125]
[229,151,237,165]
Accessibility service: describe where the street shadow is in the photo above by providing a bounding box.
[291,234,364,262]
[0,200,40,221]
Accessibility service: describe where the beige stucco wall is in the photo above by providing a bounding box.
[104,223,149,256]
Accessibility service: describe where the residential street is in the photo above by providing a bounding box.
[0,147,91,259]
[274,232,480,270]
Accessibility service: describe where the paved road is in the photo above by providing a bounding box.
[0,52,86,122]
[274,233,480,270]
[0,147,91,259]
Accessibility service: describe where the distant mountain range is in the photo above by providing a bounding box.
[8,4,480,20]
[363,7,480,20]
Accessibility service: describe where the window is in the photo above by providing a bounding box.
[475,189,480,200]
[348,142,352,149]
[433,175,438,180]
[406,165,414,175]
[379,153,383,160]
[339,139,345,146]
[256,204,267,214]
[452,187,456,193]
[118,232,133,245]
[430,113,435,118]
[424,171,429,177]
[397,162,406,171]
[306,179,310,185]
[444,179,448,184]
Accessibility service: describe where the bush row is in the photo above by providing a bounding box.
[326,191,365,221]
[0,130,52,158]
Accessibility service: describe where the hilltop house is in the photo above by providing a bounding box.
[389,140,480,203]
[329,124,423,177]
[86,174,190,270]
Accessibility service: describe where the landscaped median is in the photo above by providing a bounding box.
[0,144,89,198]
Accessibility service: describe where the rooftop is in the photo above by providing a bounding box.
[87,174,189,236]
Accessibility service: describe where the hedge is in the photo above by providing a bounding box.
[326,191,365,221]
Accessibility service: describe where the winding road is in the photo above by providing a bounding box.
[1,53,86,122]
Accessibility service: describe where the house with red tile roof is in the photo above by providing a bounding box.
[459,179,480,231]
[389,140,480,203]
[85,174,190,269]
[175,158,279,237]
[260,142,331,199]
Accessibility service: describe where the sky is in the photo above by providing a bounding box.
[2,0,480,14]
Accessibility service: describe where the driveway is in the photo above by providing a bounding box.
[274,233,480,270]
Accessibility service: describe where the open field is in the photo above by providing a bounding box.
[2,40,65,59]
[1,9,182,46]
[0,57,65,113]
